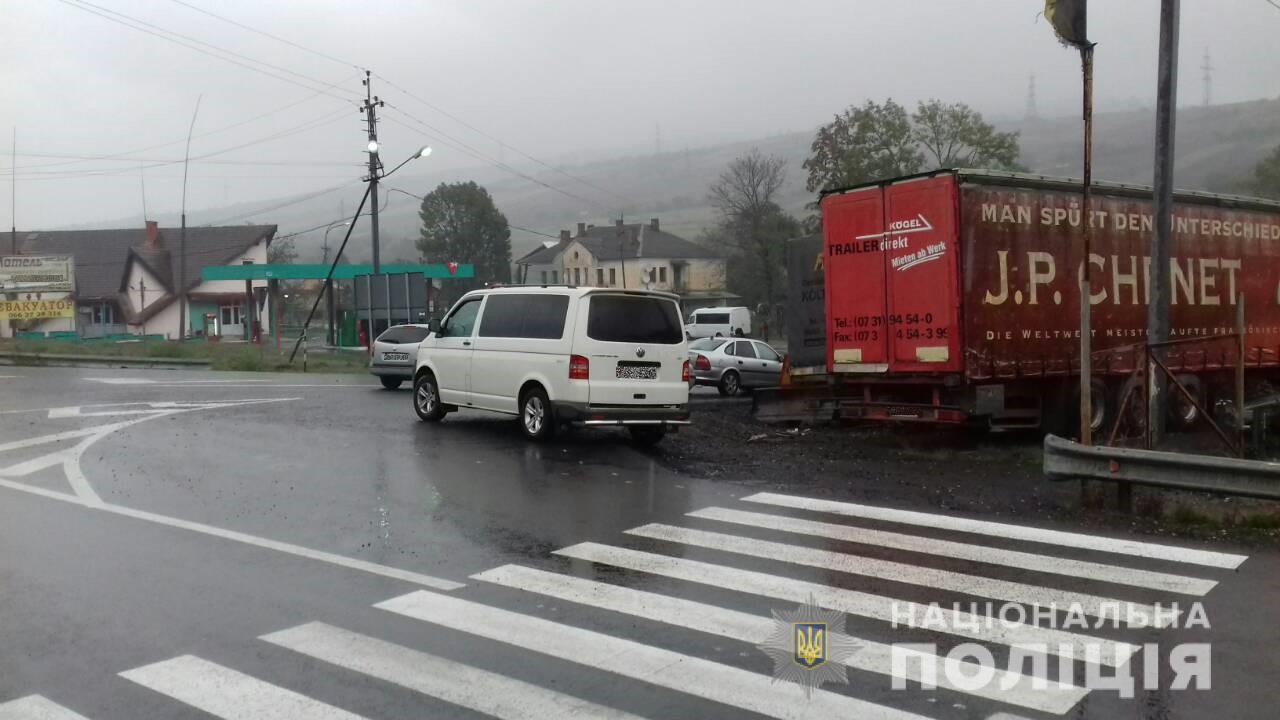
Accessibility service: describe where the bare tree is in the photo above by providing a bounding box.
[708,149,799,317]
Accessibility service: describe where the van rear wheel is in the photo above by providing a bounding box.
[520,386,556,441]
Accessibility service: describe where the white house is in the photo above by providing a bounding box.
[515,218,736,311]
[5,220,274,339]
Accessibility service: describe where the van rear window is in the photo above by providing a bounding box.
[587,295,682,344]
[694,312,730,324]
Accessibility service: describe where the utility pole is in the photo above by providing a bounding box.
[360,71,385,275]
[180,95,202,340]
[1201,48,1213,107]
[1025,74,1039,121]
[9,127,15,256]
[1149,0,1180,444]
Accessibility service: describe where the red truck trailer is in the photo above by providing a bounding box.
[760,169,1280,433]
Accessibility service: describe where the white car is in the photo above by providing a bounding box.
[412,286,690,445]
[684,306,752,339]
[369,323,432,389]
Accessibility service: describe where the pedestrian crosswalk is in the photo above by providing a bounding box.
[5,491,1249,720]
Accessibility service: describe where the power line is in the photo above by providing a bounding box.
[11,154,362,168]
[54,0,361,103]
[1266,0,1280,10]
[140,1,628,212]
[7,74,360,173]
[165,0,364,72]
[373,73,629,208]
[202,180,361,226]
[381,105,607,212]
[5,108,354,180]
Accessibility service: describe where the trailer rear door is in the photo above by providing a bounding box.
[822,187,888,371]
[883,176,962,373]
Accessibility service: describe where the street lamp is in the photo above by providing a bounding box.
[368,145,432,275]
[322,221,349,265]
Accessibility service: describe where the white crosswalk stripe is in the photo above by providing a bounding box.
[472,564,1089,715]
[11,493,1246,720]
[376,589,937,720]
[627,523,1174,627]
[0,696,90,720]
[120,655,366,720]
[555,541,1137,666]
[688,506,1217,595]
[262,621,650,720]
[742,492,1249,569]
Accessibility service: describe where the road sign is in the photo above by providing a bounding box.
[0,255,76,292]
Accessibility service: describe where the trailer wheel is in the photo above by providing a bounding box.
[1060,378,1110,439]
[1168,374,1204,430]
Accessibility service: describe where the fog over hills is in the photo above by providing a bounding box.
[73,97,1280,265]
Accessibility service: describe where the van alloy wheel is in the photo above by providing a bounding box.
[523,395,545,435]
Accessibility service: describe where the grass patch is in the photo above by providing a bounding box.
[1239,512,1280,530]
[1170,504,1215,526]
[0,338,367,374]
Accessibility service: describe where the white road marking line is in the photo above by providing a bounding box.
[743,492,1248,570]
[555,543,1135,667]
[83,378,156,384]
[0,695,91,720]
[0,421,136,454]
[84,378,270,385]
[689,507,1217,596]
[630,523,1172,628]
[474,564,1087,714]
[263,621,650,720]
[377,590,936,720]
[120,655,366,720]
[0,476,464,589]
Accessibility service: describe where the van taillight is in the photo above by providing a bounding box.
[694,354,711,371]
[682,359,691,382]
[569,354,590,380]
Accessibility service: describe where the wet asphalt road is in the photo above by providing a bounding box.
[0,365,1277,720]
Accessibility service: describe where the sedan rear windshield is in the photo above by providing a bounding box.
[587,294,683,344]
[689,338,727,351]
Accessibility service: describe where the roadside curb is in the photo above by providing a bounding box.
[0,351,212,370]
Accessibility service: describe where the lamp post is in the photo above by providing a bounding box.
[367,145,431,276]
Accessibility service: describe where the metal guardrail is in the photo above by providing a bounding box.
[1044,433,1280,500]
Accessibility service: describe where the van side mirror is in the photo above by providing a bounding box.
[428,318,441,334]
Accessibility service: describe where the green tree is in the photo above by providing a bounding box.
[267,236,298,264]
[911,99,1021,169]
[708,148,801,314]
[803,98,1022,194]
[1248,145,1280,199]
[803,99,922,194]
[416,181,511,290]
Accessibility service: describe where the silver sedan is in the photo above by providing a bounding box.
[688,337,783,396]
[369,323,432,389]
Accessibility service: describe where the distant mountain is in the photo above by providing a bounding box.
[71,98,1280,265]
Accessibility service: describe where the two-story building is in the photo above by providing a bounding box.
[3,220,274,339]
[515,218,735,311]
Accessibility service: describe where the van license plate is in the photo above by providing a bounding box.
[382,351,410,362]
[616,365,658,380]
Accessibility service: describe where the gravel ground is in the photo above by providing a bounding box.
[651,391,1280,548]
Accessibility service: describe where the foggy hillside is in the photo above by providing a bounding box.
[79,98,1280,265]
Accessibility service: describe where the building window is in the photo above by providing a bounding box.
[573,268,581,285]
[220,303,243,325]
[541,270,548,284]
[90,303,114,325]
[658,266,667,283]
[609,268,617,286]
[552,270,559,283]
[596,268,604,286]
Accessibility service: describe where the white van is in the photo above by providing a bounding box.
[412,286,690,444]
[684,306,752,339]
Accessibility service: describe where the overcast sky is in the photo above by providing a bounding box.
[3,0,1279,231]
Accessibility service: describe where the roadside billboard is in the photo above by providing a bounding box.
[0,255,76,293]
[0,298,76,321]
